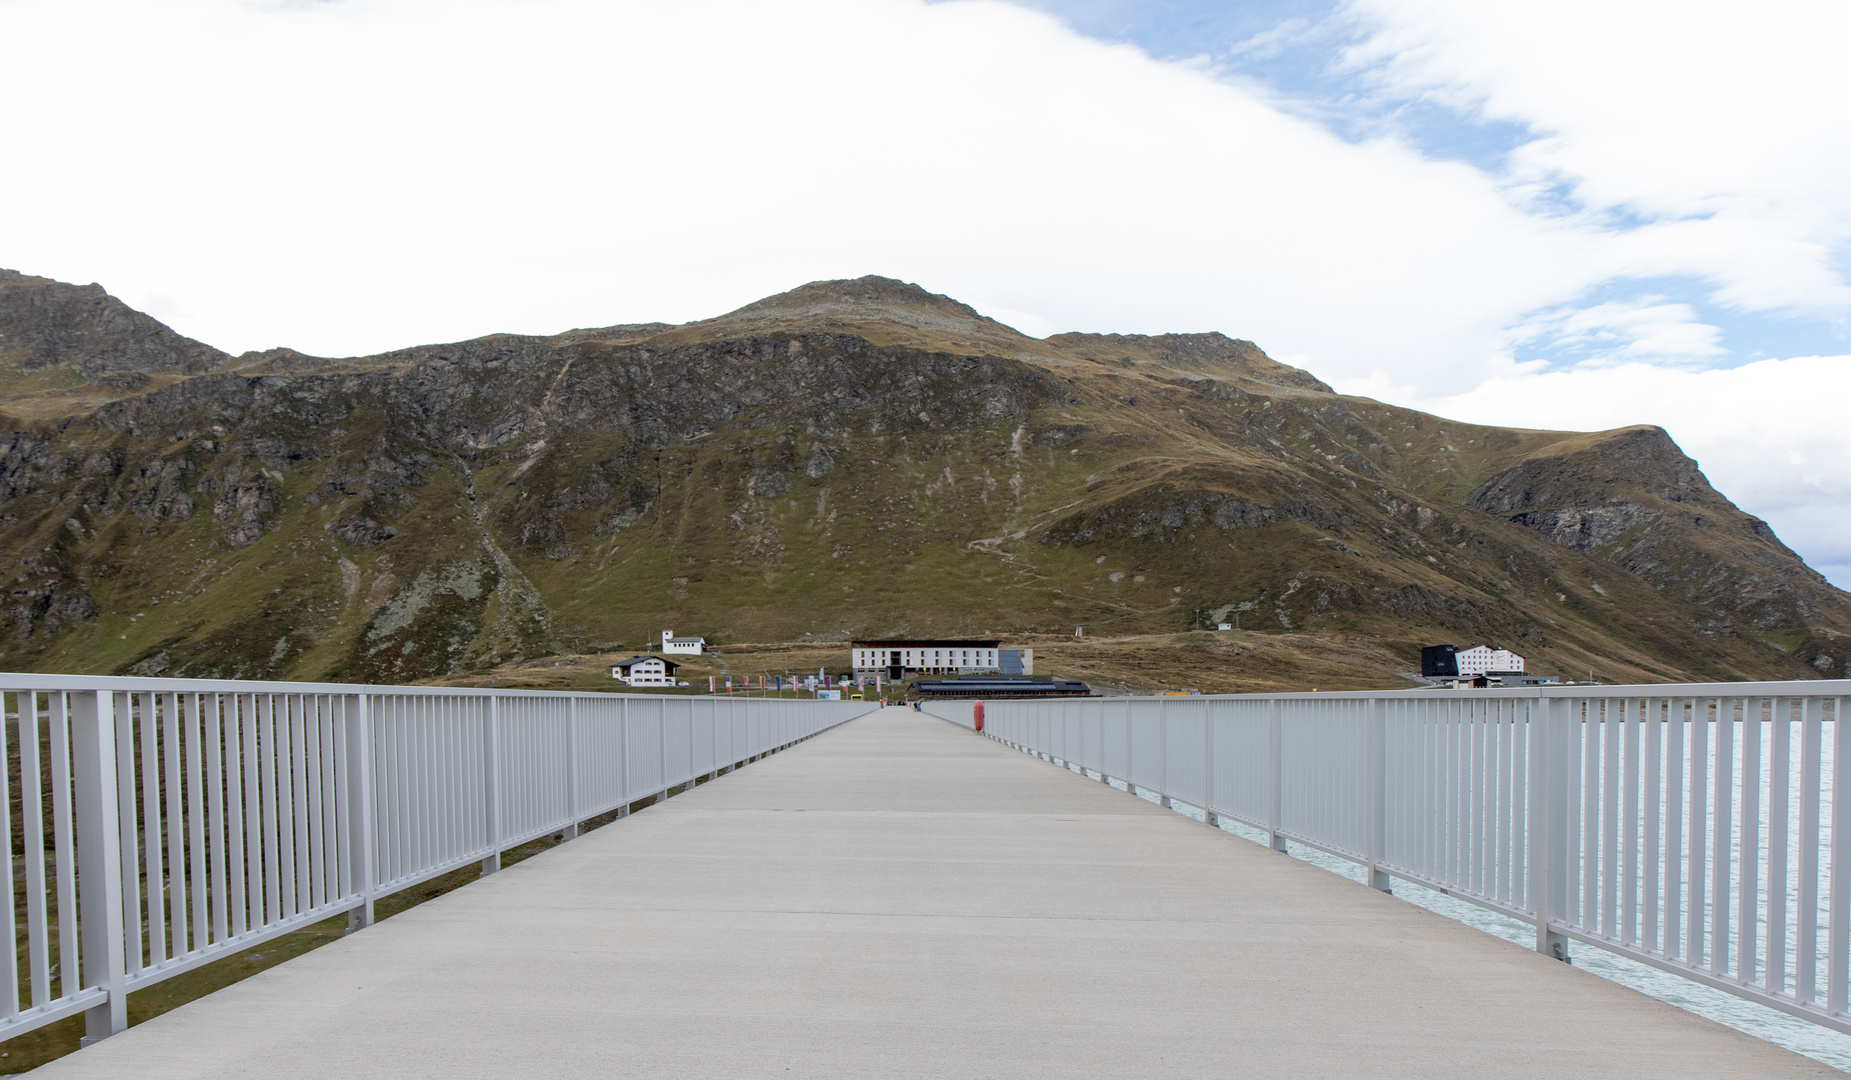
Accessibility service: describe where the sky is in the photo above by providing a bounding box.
[1,0,1847,585]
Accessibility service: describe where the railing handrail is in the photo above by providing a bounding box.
[0,671,830,699]
[1089,679,1851,702]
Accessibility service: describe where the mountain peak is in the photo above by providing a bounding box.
[653,275,1060,361]
[719,275,989,324]
[0,268,227,379]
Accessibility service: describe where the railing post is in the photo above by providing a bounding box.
[1203,699,1218,828]
[346,693,376,931]
[1267,699,1286,852]
[1529,694,1571,961]
[1158,705,1172,809]
[1829,693,1851,1015]
[481,695,501,875]
[1365,698,1390,892]
[561,696,580,841]
[71,690,126,1044]
[618,697,631,818]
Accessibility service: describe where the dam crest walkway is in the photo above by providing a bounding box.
[35,707,1835,1079]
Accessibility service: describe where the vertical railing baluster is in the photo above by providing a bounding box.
[304,696,324,909]
[1498,704,1514,906]
[1511,699,1527,914]
[1739,698,1762,987]
[482,695,502,874]
[115,694,142,975]
[1712,698,1735,978]
[388,698,405,886]
[564,696,580,840]
[206,694,230,946]
[277,696,299,919]
[1600,700,1619,938]
[1827,697,1851,1017]
[1,691,24,1018]
[1267,699,1285,852]
[619,697,631,816]
[161,693,187,957]
[320,696,339,909]
[1644,699,1663,954]
[1688,699,1710,967]
[1622,699,1641,947]
[1202,700,1216,828]
[230,696,253,938]
[139,692,166,965]
[21,692,52,1010]
[240,694,262,938]
[48,692,80,1000]
[1796,696,1821,1003]
[261,694,282,927]
[185,694,209,954]
[1665,700,1685,958]
[1530,694,1569,960]
[1578,699,1596,932]
[346,693,376,930]
[1366,698,1388,891]
[1768,698,1792,997]
[1477,702,1490,902]
[292,696,312,915]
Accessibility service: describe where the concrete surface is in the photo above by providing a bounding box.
[34,706,1840,1078]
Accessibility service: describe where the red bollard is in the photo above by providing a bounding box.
[973,700,985,733]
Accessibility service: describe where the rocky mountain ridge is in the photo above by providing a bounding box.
[0,268,1845,686]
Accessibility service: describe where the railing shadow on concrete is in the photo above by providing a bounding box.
[0,674,875,1046]
[923,681,1851,1036]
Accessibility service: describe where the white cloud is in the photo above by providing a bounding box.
[1228,17,1314,61]
[1327,0,1851,587]
[1342,0,1851,317]
[1395,355,1851,587]
[0,0,1589,385]
[1514,299,1724,363]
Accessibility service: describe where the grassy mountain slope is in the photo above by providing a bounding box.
[1,269,1846,687]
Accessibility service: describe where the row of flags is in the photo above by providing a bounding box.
[706,671,885,694]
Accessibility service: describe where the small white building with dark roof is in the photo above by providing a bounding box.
[611,655,680,687]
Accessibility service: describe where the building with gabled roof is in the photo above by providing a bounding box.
[611,655,680,687]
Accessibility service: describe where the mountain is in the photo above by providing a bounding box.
[1,268,1846,686]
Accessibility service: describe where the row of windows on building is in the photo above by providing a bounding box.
[849,641,1028,676]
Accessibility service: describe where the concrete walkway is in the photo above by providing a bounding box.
[36,707,1837,1078]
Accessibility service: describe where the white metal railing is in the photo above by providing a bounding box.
[925,681,1851,1034]
[0,674,872,1045]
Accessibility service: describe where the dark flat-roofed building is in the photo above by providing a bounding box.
[910,676,1093,699]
